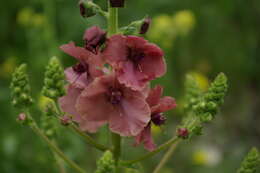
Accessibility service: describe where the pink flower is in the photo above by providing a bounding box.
[60,41,104,89]
[75,74,151,136]
[135,85,176,151]
[59,85,105,132]
[103,35,166,91]
[83,26,106,54]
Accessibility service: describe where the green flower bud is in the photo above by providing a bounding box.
[10,64,33,108]
[237,147,260,173]
[79,0,108,18]
[184,74,202,112]
[205,73,228,106]
[95,151,115,173]
[120,16,150,35]
[42,57,65,100]
[195,73,228,122]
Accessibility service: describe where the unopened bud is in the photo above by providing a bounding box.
[177,128,189,139]
[17,113,26,122]
[79,0,96,18]
[109,0,125,8]
[60,115,71,126]
[84,26,107,54]
[139,17,151,34]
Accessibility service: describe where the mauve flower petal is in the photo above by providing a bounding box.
[103,35,128,66]
[146,85,163,107]
[109,95,151,136]
[65,67,89,89]
[140,43,166,79]
[134,124,156,151]
[126,35,148,48]
[60,42,104,77]
[151,96,177,113]
[117,61,149,91]
[79,120,107,133]
[60,41,90,61]
[59,85,82,122]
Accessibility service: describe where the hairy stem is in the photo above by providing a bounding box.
[26,111,86,173]
[153,140,180,173]
[122,137,181,165]
[54,100,110,151]
[70,123,110,151]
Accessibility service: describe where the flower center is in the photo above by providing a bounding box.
[72,62,89,75]
[127,47,145,64]
[107,87,123,105]
[151,113,166,126]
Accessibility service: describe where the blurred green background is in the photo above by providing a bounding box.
[1,0,260,172]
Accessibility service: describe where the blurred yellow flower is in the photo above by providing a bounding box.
[172,10,196,36]
[17,7,45,28]
[0,57,17,78]
[17,7,34,27]
[190,71,209,91]
[151,124,162,136]
[32,14,46,27]
[38,95,53,110]
[148,15,176,49]
[192,146,222,166]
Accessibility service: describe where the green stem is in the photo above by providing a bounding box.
[27,114,86,173]
[108,7,118,36]
[153,140,180,173]
[107,4,121,172]
[70,123,110,152]
[122,137,181,165]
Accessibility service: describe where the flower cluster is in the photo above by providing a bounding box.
[59,26,176,150]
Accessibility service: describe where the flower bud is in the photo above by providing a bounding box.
[60,115,71,126]
[79,0,96,18]
[83,26,107,54]
[95,151,115,173]
[17,113,27,122]
[194,73,228,122]
[42,57,66,100]
[10,64,33,108]
[109,0,125,8]
[237,147,260,173]
[139,17,151,34]
[177,128,189,139]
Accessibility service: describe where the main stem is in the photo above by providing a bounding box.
[108,4,121,170]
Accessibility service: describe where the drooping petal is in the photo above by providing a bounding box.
[60,41,91,61]
[146,85,163,106]
[151,96,177,113]
[109,95,151,136]
[60,41,104,78]
[59,85,82,122]
[102,34,128,66]
[64,67,89,89]
[134,124,156,151]
[139,43,166,79]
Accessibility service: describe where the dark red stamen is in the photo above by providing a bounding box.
[107,87,123,105]
[72,63,89,74]
[151,113,166,126]
[127,47,145,64]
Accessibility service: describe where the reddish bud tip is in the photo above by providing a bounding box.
[60,115,71,126]
[140,17,152,34]
[17,113,26,122]
[177,128,189,139]
[109,0,125,8]
[83,26,107,54]
[79,0,96,18]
